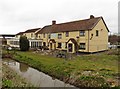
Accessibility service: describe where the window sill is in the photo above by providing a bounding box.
[79,48,85,50]
[57,47,62,48]
[80,35,85,37]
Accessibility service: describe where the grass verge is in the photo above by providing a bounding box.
[2,49,119,88]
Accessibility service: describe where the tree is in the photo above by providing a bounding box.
[19,36,29,51]
[109,35,118,45]
[118,36,120,45]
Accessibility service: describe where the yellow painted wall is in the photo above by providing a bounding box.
[39,31,88,52]
[15,35,20,39]
[23,32,36,39]
[42,34,49,46]
[89,19,108,52]
[37,18,108,53]
[36,34,41,39]
[7,39,11,46]
[7,39,19,47]
[15,32,36,39]
[78,31,89,52]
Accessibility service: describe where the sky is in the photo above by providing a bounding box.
[0,0,119,34]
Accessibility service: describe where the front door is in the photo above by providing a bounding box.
[43,42,46,46]
[68,44,72,52]
[50,43,52,50]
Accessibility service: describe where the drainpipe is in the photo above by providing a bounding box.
[76,36,79,55]
[88,30,89,52]
[47,33,49,47]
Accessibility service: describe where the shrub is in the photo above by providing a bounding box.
[2,80,12,87]
[19,36,29,51]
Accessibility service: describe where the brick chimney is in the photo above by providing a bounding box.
[90,15,94,19]
[52,20,56,25]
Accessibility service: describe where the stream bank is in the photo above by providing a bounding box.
[2,50,119,88]
[2,62,33,88]
[3,58,75,88]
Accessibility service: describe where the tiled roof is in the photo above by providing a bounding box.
[35,28,42,34]
[67,38,78,45]
[16,28,41,35]
[37,16,109,34]
[16,32,24,35]
[49,39,56,43]
[24,28,41,33]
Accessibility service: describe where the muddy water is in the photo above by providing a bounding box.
[3,58,77,88]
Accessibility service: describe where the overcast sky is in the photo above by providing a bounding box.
[0,0,119,34]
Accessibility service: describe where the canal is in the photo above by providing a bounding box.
[3,58,77,88]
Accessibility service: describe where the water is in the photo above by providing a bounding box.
[3,58,77,88]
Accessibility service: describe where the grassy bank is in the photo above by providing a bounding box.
[2,63,33,88]
[3,49,119,88]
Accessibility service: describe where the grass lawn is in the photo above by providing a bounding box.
[3,49,119,87]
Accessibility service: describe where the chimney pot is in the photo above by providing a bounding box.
[52,20,56,25]
[90,15,94,19]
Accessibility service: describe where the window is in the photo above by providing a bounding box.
[14,41,19,45]
[31,33,33,38]
[96,30,99,36]
[14,41,16,45]
[57,43,62,48]
[36,42,38,47]
[48,34,51,39]
[66,32,69,37]
[33,42,35,47]
[39,42,42,46]
[34,42,36,47]
[10,41,13,45]
[58,34,62,39]
[80,31,85,36]
[31,42,33,48]
[43,34,45,38]
[79,43,85,50]
[36,34,38,38]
